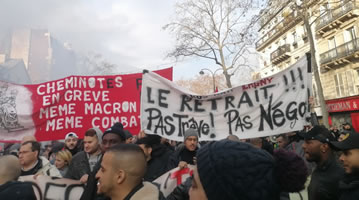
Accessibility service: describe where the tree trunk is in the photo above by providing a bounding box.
[304,14,330,128]
[218,47,233,88]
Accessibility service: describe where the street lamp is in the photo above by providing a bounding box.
[199,68,223,92]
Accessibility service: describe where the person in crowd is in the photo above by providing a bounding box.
[168,128,199,170]
[300,125,345,200]
[64,132,80,156]
[136,135,173,181]
[189,140,308,200]
[124,130,134,144]
[276,134,289,149]
[48,141,65,164]
[65,128,102,183]
[19,141,61,177]
[80,122,127,200]
[227,135,240,141]
[339,130,354,142]
[55,150,72,177]
[331,132,359,199]
[249,137,274,154]
[96,144,165,200]
[0,155,37,199]
[330,126,340,140]
[342,122,354,132]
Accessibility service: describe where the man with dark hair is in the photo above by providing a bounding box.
[0,155,36,199]
[124,130,134,144]
[80,122,127,200]
[19,141,61,177]
[168,128,199,170]
[96,144,164,200]
[65,128,103,183]
[331,132,359,199]
[64,132,80,156]
[136,135,173,181]
[301,125,345,200]
[276,134,289,149]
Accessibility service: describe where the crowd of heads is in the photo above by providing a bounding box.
[0,121,358,200]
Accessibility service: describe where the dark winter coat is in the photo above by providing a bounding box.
[167,145,197,170]
[0,181,36,200]
[339,174,359,200]
[167,176,192,200]
[144,144,173,182]
[65,151,91,180]
[308,154,344,200]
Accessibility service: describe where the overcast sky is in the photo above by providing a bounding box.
[0,0,260,83]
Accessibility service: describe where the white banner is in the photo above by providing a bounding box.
[141,56,312,141]
[153,166,194,197]
[19,175,84,200]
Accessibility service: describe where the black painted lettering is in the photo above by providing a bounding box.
[158,89,170,108]
[147,87,155,104]
[225,96,235,110]
[180,95,192,112]
[238,91,253,108]
[194,100,205,112]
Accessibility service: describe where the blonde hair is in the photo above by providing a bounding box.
[55,150,72,166]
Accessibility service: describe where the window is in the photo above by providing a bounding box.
[334,71,357,97]
[346,71,355,95]
[334,73,346,97]
[328,37,337,59]
[345,27,357,51]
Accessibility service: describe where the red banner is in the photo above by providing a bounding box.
[0,68,172,142]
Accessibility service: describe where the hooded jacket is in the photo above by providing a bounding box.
[0,181,36,200]
[144,144,173,182]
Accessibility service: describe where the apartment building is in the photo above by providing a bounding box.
[255,0,359,132]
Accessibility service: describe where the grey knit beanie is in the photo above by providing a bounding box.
[183,128,198,142]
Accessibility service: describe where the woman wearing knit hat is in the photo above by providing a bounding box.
[189,140,308,200]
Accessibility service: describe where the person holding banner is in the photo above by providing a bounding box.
[136,135,173,182]
[95,144,165,200]
[168,128,199,170]
[189,140,308,200]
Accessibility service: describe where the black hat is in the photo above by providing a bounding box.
[103,122,126,141]
[298,125,336,143]
[124,130,133,140]
[331,132,359,150]
[196,140,280,200]
[136,135,161,147]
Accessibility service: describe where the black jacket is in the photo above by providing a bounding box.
[65,151,91,180]
[167,146,197,170]
[167,176,192,200]
[308,154,344,200]
[144,144,173,182]
[0,181,36,200]
[339,174,359,200]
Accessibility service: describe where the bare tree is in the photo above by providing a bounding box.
[164,0,261,88]
[176,74,227,95]
[80,52,117,75]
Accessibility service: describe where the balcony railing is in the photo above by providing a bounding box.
[271,44,291,64]
[316,0,359,32]
[256,12,301,51]
[320,38,359,64]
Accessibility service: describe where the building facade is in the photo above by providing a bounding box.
[255,0,359,132]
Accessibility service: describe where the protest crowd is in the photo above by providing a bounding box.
[0,120,359,200]
[1,61,359,200]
